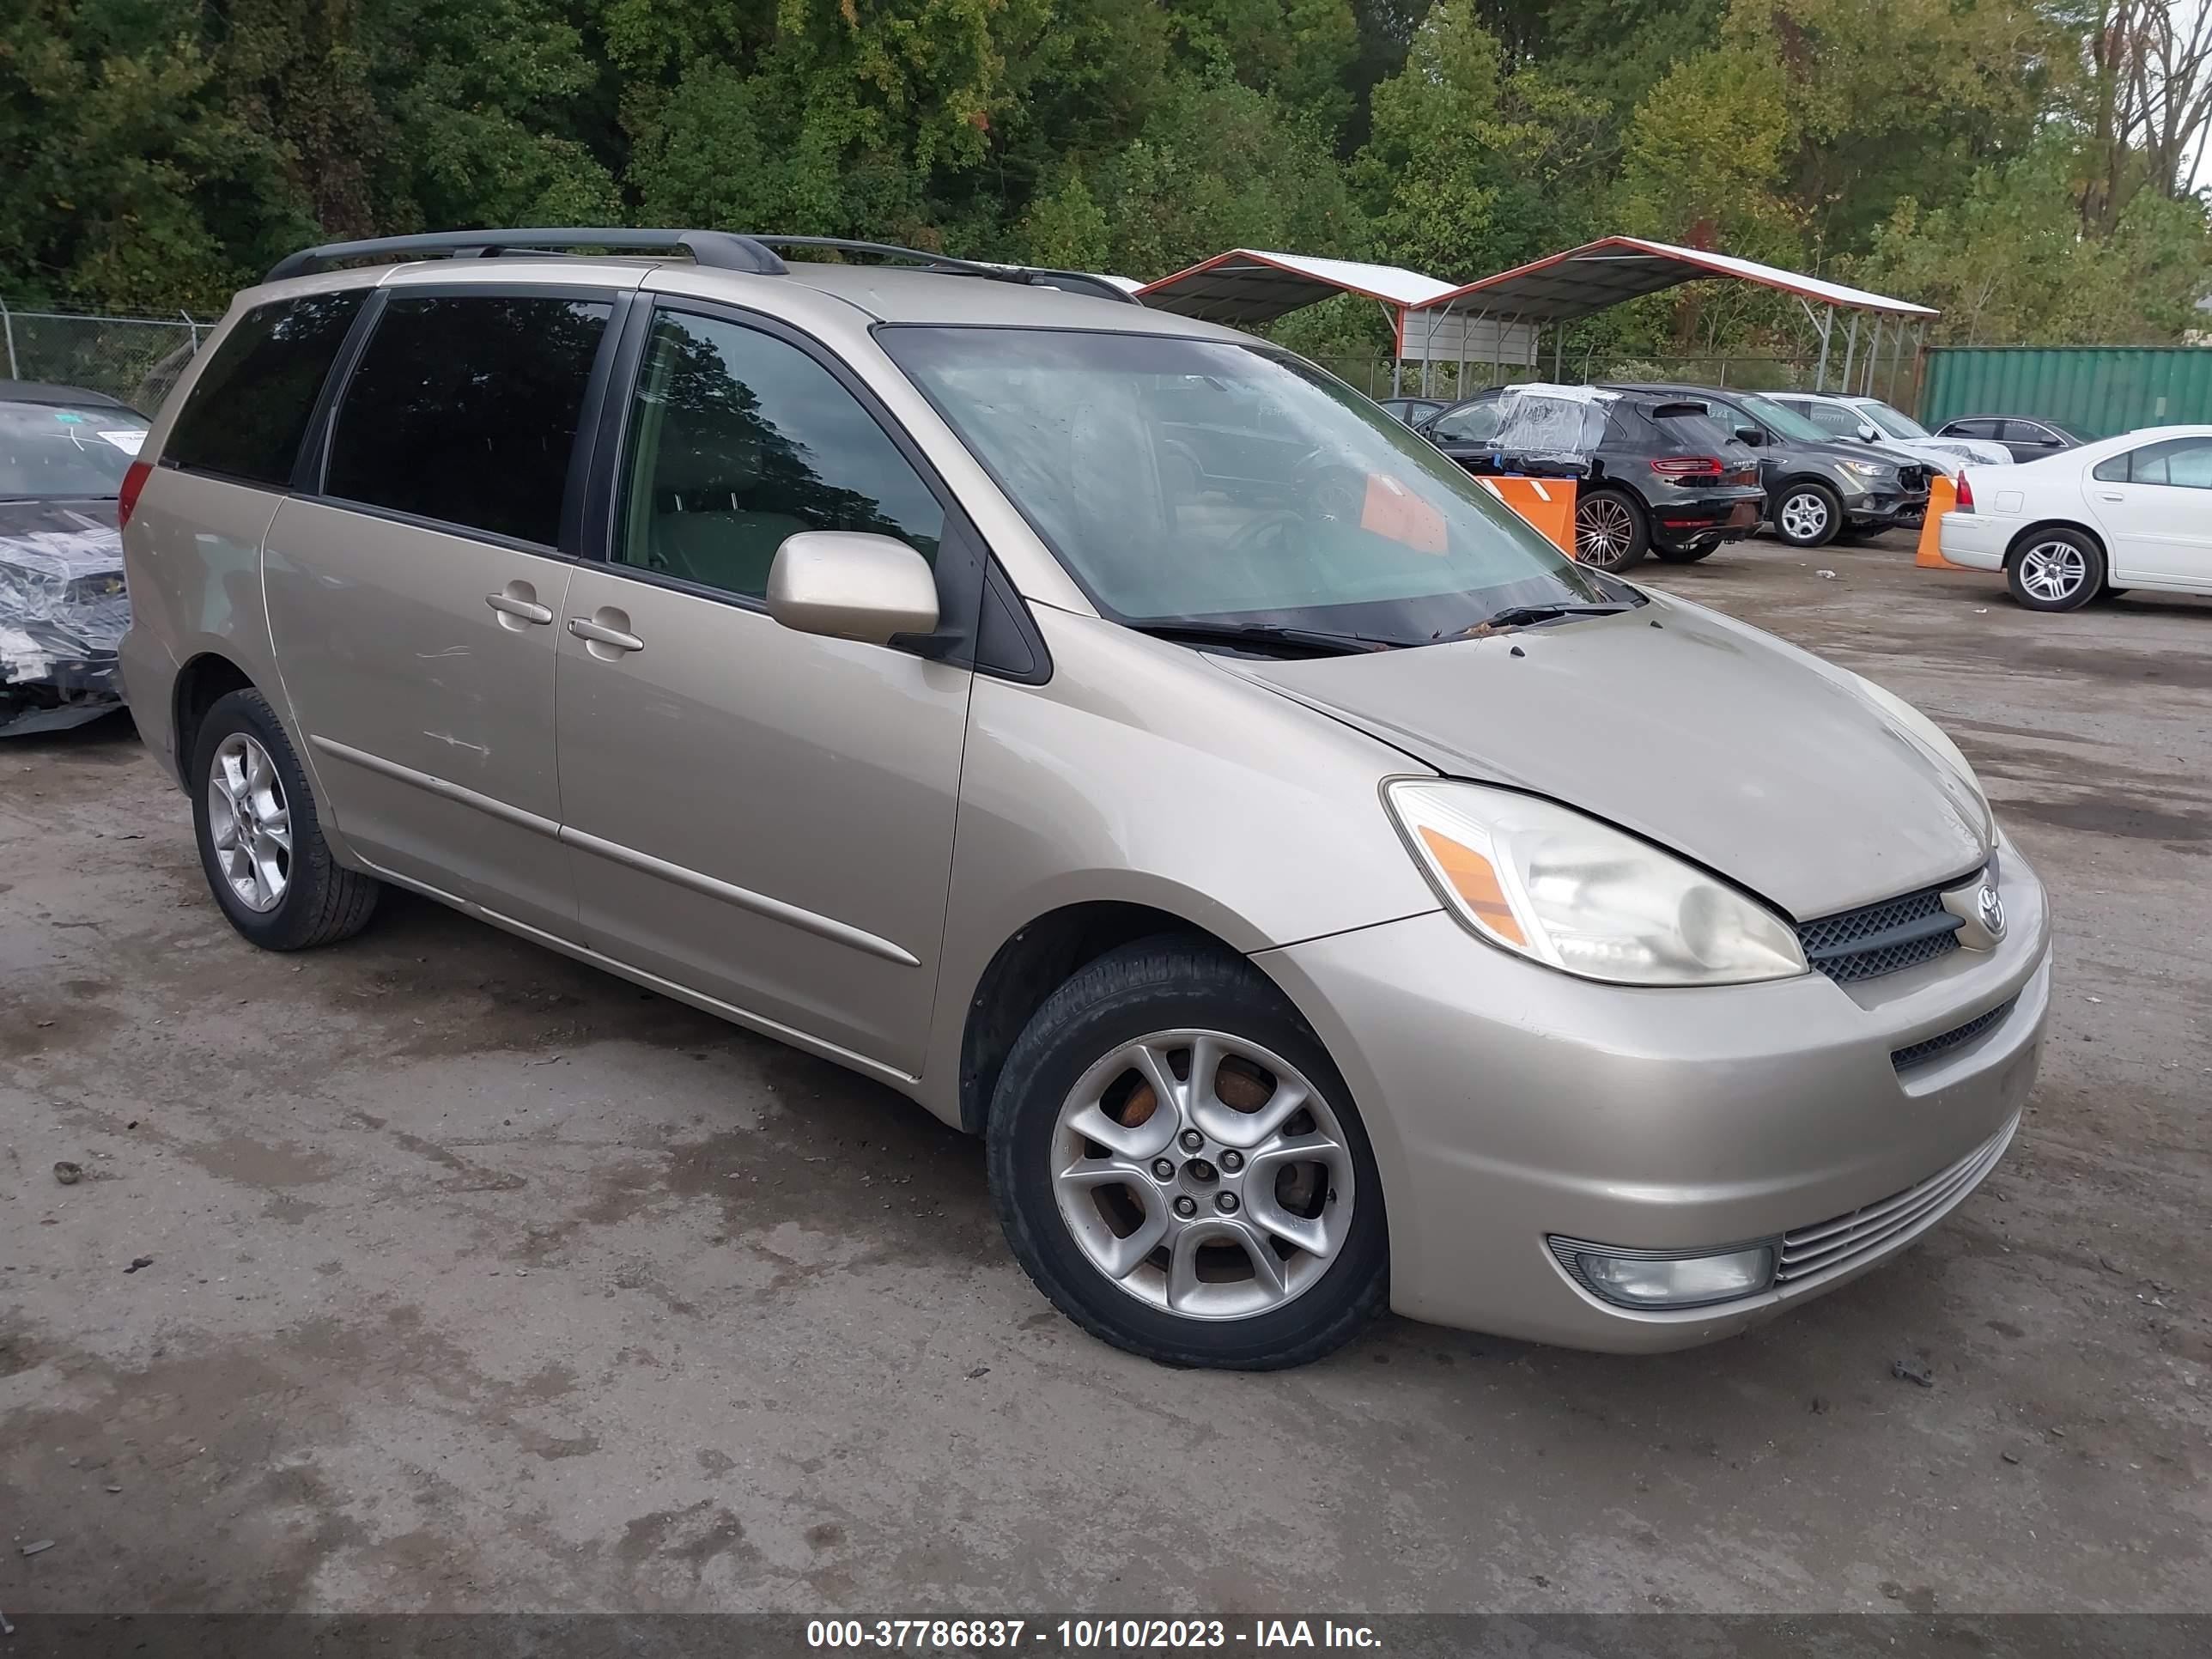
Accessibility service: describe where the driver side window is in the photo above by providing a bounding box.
[614,310,942,601]
[1806,404,1861,438]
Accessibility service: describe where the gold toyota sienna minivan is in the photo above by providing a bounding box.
[117,229,2051,1369]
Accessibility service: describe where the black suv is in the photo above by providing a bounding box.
[1417,385,1764,569]
[1608,383,1931,549]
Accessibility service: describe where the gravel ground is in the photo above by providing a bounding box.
[2,532,2207,1616]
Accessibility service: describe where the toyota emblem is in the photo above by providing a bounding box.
[1978,883,2006,939]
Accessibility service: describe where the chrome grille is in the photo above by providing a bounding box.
[1776,1122,2014,1284]
[1892,997,2016,1072]
[1796,883,1964,983]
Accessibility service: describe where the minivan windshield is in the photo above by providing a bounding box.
[0,402,148,501]
[882,327,1633,647]
[1857,400,1932,440]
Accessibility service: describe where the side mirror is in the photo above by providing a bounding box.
[1856,422,1881,443]
[767,532,939,647]
[1735,424,1766,446]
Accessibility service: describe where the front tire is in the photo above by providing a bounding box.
[1773,481,1842,548]
[2007,530,2104,612]
[987,937,1388,1370]
[1573,488,1650,570]
[190,688,380,950]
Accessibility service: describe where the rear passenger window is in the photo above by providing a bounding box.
[325,295,612,548]
[165,290,365,487]
[611,309,942,600]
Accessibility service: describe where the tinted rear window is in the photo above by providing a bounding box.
[324,295,612,547]
[1645,407,1740,451]
[164,290,366,488]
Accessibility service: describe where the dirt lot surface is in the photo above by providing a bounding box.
[3,532,2207,1616]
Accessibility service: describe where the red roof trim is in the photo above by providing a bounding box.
[1415,236,1930,318]
[1135,248,1424,312]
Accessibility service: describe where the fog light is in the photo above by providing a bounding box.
[1552,1240,1776,1310]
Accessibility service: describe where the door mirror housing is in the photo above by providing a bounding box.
[767,532,939,647]
[1735,424,1767,446]
[1856,422,1881,443]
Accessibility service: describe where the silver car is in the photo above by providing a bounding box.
[116,230,2051,1369]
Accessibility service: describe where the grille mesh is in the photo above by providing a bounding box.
[1891,997,2016,1072]
[1777,1121,2014,1283]
[1796,884,1962,984]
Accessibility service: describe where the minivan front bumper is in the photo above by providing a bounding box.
[1256,844,2050,1351]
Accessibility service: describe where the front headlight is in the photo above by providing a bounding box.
[1384,781,1808,987]
[1840,459,1895,480]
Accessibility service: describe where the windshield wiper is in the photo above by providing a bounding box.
[1128,620,1405,657]
[1442,601,1637,638]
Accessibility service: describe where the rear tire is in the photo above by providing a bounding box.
[987,936,1388,1370]
[190,688,380,950]
[1573,489,1650,570]
[1773,481,1842,548]
[2006,530,2104,613]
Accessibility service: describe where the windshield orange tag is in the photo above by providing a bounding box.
[1360,473,1449,555]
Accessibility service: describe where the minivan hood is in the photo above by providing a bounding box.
[1221,595,1990,920]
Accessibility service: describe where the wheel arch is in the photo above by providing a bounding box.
[955,901,1252,1135]
[1774,471,1843,498]
[172,651,257,773]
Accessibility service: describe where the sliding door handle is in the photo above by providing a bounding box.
[568,614,645,655]
[485,590,553,625]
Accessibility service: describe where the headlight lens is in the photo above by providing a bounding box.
[1385,781,1808,986]
[1841,459,1895,480]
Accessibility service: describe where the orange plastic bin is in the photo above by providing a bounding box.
[1476,476,1577,556]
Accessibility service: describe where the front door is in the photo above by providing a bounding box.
[263,289,617,939]
[2088,435,2212,586]
[553,304,973,1076]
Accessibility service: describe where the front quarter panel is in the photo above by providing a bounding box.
[921,605,1442,1119]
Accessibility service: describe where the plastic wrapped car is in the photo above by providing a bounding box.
[1,382,147,734]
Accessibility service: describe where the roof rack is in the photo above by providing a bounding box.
[750,237,1141,304]
[264,228,1143,304]
[265,228,788,283]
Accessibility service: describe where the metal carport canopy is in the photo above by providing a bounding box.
[1414,236,1937,320]
[1134,249,1459,324]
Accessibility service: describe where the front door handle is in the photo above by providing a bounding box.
[485,581,553,627]
[568,611,645,657]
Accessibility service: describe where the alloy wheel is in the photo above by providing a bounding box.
[2018,539,2087,604]
[1574,496,1636,568]
[1050,1030,1354,1320]
[1779,490,1831,542]
[207,732,292,913]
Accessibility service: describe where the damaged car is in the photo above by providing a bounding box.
[1417,384,1765,569]
[1,381,145,734]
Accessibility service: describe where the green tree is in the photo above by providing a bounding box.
[1355,0,1601,278]
[0,1,305,309]
[1857,132,2212,344]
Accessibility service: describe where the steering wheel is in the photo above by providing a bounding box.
[1222,507,1307,559]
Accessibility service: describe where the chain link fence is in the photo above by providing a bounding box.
[1,301,207,410]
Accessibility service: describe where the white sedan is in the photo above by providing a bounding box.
[1939,425,2212,611]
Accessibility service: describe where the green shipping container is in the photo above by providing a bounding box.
[1920,346,2212,439]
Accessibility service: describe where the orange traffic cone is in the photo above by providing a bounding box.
[1916,475,1972,569]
